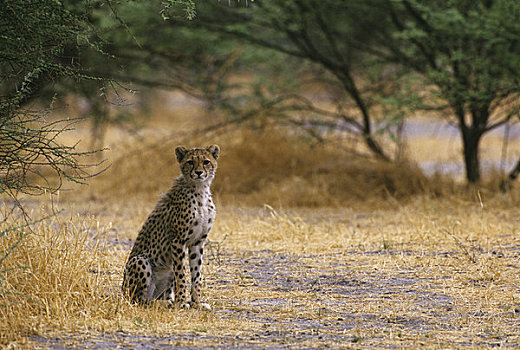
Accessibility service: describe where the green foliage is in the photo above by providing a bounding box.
[190,0,396,159]
[161,0,196,20]
[2,0,519,187]
[391,0,520,106]
[0,0,88,112]
[385,0,520,182]
[0,0,200,196]
[0,1,87,195]
[199,0,520,182]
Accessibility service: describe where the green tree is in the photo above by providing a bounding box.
[0,0,94,196]
[189,0,394,160]
[379,0,520,183]
[189,0,520,183]
[0,0,199,196]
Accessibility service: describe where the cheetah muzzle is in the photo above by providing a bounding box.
[122,145,219,311]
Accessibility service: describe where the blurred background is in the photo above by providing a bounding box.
[2,0,520,206]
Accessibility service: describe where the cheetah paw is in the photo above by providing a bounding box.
[199,302,211,311]
[188,302,211,311]
[163,300,190,310]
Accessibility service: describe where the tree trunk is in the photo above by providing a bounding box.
[456,103,488,184]
[461,128,482,183]
[336,71,389,161]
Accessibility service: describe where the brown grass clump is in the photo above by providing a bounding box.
[81,127,437,207]
[213,130,432,206]
[0,210,117,343]
[0,207,243,346]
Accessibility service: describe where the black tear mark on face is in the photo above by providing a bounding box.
[175,146,188,163]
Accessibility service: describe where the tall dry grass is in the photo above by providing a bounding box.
[0,207,230,345]
[0,210,115,343]
[79,127,451,208]
[3,190,519,346]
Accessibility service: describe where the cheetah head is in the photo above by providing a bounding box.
[175,145,219,184]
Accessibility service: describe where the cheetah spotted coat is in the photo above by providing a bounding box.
[122,145,219,309]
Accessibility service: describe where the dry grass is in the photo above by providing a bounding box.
[74,126,442,208]
[0,204,258,346]
[3,108,520,348]
[2,193,520,348]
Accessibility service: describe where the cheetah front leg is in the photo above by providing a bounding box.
[188,242,211,310]
[172,246,190,309]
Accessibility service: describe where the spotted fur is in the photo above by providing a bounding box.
[122,145,219,309]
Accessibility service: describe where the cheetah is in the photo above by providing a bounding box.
[122,145,219,310]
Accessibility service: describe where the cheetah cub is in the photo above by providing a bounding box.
[122,145,219,310]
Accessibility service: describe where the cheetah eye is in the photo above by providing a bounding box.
[203,160,211,166]
[186,160,194,166]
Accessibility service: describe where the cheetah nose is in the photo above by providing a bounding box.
[195,170,203,176]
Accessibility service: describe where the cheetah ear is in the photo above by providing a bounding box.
[207,145,220,160]
[175,146,188,163]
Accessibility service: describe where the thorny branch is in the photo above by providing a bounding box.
[0,111,107,198]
